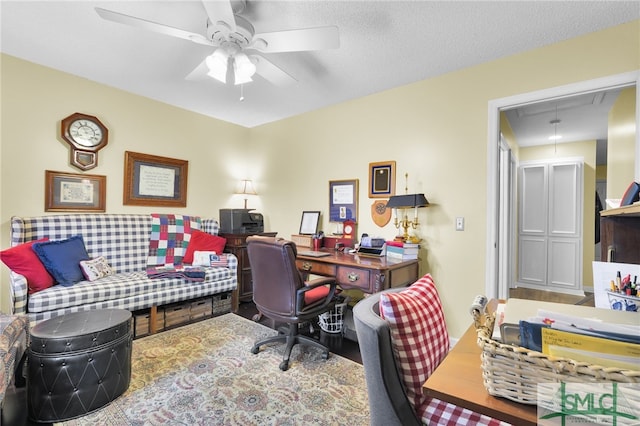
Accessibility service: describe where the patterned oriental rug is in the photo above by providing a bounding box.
[58,313,370,426]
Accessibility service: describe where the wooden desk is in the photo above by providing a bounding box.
[296,250,419,294]
[423,303,538,426]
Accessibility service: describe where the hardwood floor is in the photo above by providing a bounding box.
[509,287,595,306]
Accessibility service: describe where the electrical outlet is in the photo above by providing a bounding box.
[456,217,464,231]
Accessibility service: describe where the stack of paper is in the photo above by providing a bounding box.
[496,298,640,370]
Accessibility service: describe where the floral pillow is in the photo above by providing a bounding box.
[80,256,114,281]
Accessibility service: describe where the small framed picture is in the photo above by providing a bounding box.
[45,170,106,212]
[369,161,396,198]
[299,211,321,235]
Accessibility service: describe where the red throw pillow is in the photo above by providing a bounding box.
[183,230,227,264]
[0,238,55,293]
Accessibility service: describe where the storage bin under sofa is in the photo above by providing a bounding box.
[6,214,238,328]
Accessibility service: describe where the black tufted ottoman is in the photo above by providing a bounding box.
[27,309,133,422]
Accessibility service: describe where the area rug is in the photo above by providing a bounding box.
[58,313,369,426]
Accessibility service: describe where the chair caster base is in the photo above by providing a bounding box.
[279,360,289,371]
[322,351,330,360]
[251,346,260,355]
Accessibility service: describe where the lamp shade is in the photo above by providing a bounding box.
[385,193,429,209]
[235,179,257,196]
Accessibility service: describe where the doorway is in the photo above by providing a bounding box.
[485,71,640,300]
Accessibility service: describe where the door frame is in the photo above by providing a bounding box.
[485,71,640,299]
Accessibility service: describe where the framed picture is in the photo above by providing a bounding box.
[124,151,188,207]
[45,170,106,212]
[329,179,358,222]
[299,211,321,235]
[368,161,396,198]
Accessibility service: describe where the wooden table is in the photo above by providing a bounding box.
[296,250,419,294]
[423,300,538,426]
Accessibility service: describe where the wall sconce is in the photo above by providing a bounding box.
[385,174,429,243]
[235,179,257,209]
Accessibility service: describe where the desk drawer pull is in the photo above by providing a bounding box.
[347,272,359,282]
[301,261,313,271]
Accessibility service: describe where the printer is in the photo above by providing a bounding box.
[219,209,264,234]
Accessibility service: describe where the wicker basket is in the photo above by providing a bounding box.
[472,307,640,405]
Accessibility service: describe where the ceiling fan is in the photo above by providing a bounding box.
[95,0,340,86]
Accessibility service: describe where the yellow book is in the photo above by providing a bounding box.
[547,345,640,370]
[541,327,640,369]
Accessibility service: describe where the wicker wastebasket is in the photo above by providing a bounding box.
[319,296,350,334]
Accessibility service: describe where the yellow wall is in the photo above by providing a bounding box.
[1,20,638,338]
[607,87,637,199]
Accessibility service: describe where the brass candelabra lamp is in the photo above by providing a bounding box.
[385,173,429,243]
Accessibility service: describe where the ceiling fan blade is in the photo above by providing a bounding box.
[95,7,213,46]
[201,0,236,32]
[252,55,297,86]
[251,26,339,53]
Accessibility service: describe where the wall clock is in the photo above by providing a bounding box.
[60,112,109,171]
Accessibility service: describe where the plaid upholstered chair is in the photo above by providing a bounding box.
[353,274,508,426]
[0,315,28,410]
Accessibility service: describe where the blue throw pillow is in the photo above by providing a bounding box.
[33,235,90,286]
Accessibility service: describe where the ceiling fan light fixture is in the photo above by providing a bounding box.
[233,52,256,85]
[206,48,229,83]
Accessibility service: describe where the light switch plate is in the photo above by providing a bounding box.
[456,217,464,231]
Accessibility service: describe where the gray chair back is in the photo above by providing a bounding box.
[353,288,422,426]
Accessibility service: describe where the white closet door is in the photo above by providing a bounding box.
[518,164,548,286]
[517,160,583,292]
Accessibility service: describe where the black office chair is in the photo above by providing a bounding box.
[246,236,338,371]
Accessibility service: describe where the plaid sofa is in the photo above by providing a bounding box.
[8,214,238,327]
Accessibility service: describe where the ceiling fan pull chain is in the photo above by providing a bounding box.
[239,83,245,102]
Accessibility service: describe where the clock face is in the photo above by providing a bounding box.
[344,224,353,234]
[69,119,103,147]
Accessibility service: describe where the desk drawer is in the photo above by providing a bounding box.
[296,259,336,276]
[336,266,371,292]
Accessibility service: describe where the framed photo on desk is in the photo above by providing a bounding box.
[329,179,358,222]
[299,211,321,235]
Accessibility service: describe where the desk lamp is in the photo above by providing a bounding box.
[385,174,429,243]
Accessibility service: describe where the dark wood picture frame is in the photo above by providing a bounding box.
[368,161,396,198]
[123,151,188,207]
[329,179,359,222]
[45,170,106,212]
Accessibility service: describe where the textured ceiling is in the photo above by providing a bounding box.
[1,1,639,131]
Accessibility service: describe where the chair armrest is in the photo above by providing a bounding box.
[296,279,338,313]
